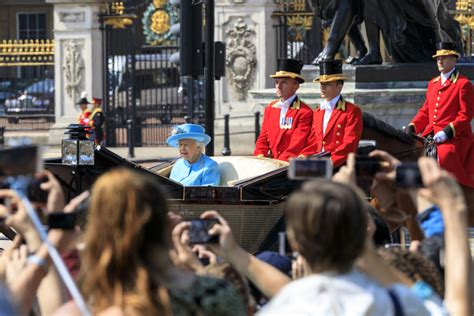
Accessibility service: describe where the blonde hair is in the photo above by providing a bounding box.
[79,168,172,315]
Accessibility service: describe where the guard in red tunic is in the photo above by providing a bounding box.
[77,97,91,127]
[408,42,474,188]
[88,98,106,145]
[300,60,363,168]
[254,59,313,161]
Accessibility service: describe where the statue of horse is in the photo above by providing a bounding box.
[311,0,463,65]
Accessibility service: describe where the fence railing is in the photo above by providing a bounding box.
[0,39,55,131]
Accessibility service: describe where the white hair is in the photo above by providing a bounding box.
[195,141,205,152]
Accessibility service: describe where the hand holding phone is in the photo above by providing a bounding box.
[355,156,381,177]
[188,219,219,244]
[395,163,423,188]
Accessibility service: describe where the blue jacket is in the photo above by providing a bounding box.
[170,154,220,186]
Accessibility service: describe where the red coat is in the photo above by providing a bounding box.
[410,70,474,187]
[78,109,91,126]
[301,97,363,167]
[254,96,313,161]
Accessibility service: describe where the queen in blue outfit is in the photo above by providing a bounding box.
[167,124,220,186]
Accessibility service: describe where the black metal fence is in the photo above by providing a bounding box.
[102,0,190,147]
[273,0,322,64]
[0,40,55,131]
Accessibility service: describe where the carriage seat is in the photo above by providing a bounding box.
[212,156,288,186]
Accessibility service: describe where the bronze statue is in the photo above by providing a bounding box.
[311,0,463,65]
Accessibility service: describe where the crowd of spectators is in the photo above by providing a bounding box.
[0,149,471,315]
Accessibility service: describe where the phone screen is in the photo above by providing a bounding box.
[188,219,219,244]
[0,146,42,177]
[288,159,332,180]
[355,156,380,177]
[395,163,423,188]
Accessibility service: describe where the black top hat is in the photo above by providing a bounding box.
[76,97,90,105]
[432,42,460,58]
[313,60,347,83]
[270,58,305,83]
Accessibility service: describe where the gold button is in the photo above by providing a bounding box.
[438,91,441,94]
[322,141,326,145]
[435,103,438,106]
[433,121,436,125]
[336,132,341,136]
[336,141,340,145]
[337,124,342,129]
[434,109,437,112]
[434,115,437,119]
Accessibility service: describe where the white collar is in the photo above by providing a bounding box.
[321,95,340,110]
[441,68,456,82]
[279,94,297,108]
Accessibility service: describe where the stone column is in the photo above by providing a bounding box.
[47,0,104,145]
[214,0,278,154]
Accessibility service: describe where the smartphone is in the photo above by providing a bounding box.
[288,158,333,180]
[26,177,49,203]
[355,156,380,177]
[395,163,424,188]
[188,219,219,244]
[0,145,42,177]
[48,212,79,229]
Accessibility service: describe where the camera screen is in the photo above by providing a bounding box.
[0,146,41,177]
[396,163,423,188]
[289,159,331,179]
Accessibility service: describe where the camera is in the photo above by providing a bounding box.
[188,218,219,244]
[288,158,333,180]
[355,156,381,177]
[395,163,424,188]
[48,196,89,229]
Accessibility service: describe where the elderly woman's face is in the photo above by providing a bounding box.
[178,139,201,163]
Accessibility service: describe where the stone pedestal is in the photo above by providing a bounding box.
[47,0,104,145]
[213,0,277,154]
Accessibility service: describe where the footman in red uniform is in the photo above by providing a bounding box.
[254,59,313,161]
[300,60,363,168]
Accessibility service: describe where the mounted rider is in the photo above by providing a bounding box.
[408,42,474,188]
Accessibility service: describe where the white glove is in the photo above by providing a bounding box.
[433,131,447,143]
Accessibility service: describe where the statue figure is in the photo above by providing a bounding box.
[311,0,463,65]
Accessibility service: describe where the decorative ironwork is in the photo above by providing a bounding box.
[273,1,314,42]
[142,0,179,45]
[102,1,136,29]
[287,15,313,41]
[273,0,320,64]
[0,39,54,66]
[454,0,474,55]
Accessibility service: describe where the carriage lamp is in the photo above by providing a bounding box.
[61,124,94,166]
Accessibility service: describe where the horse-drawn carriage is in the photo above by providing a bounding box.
[43,112,474,253]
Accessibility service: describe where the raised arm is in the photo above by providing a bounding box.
[202,211,291,298]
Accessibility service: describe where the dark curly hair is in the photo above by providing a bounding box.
[378,247,444,297]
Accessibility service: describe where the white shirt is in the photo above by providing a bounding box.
[278,94,297,126]
[321,95,340,135]
[258,269,447,316]
[440,67,455,84]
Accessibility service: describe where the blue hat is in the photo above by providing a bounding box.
[166,124,211,147]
